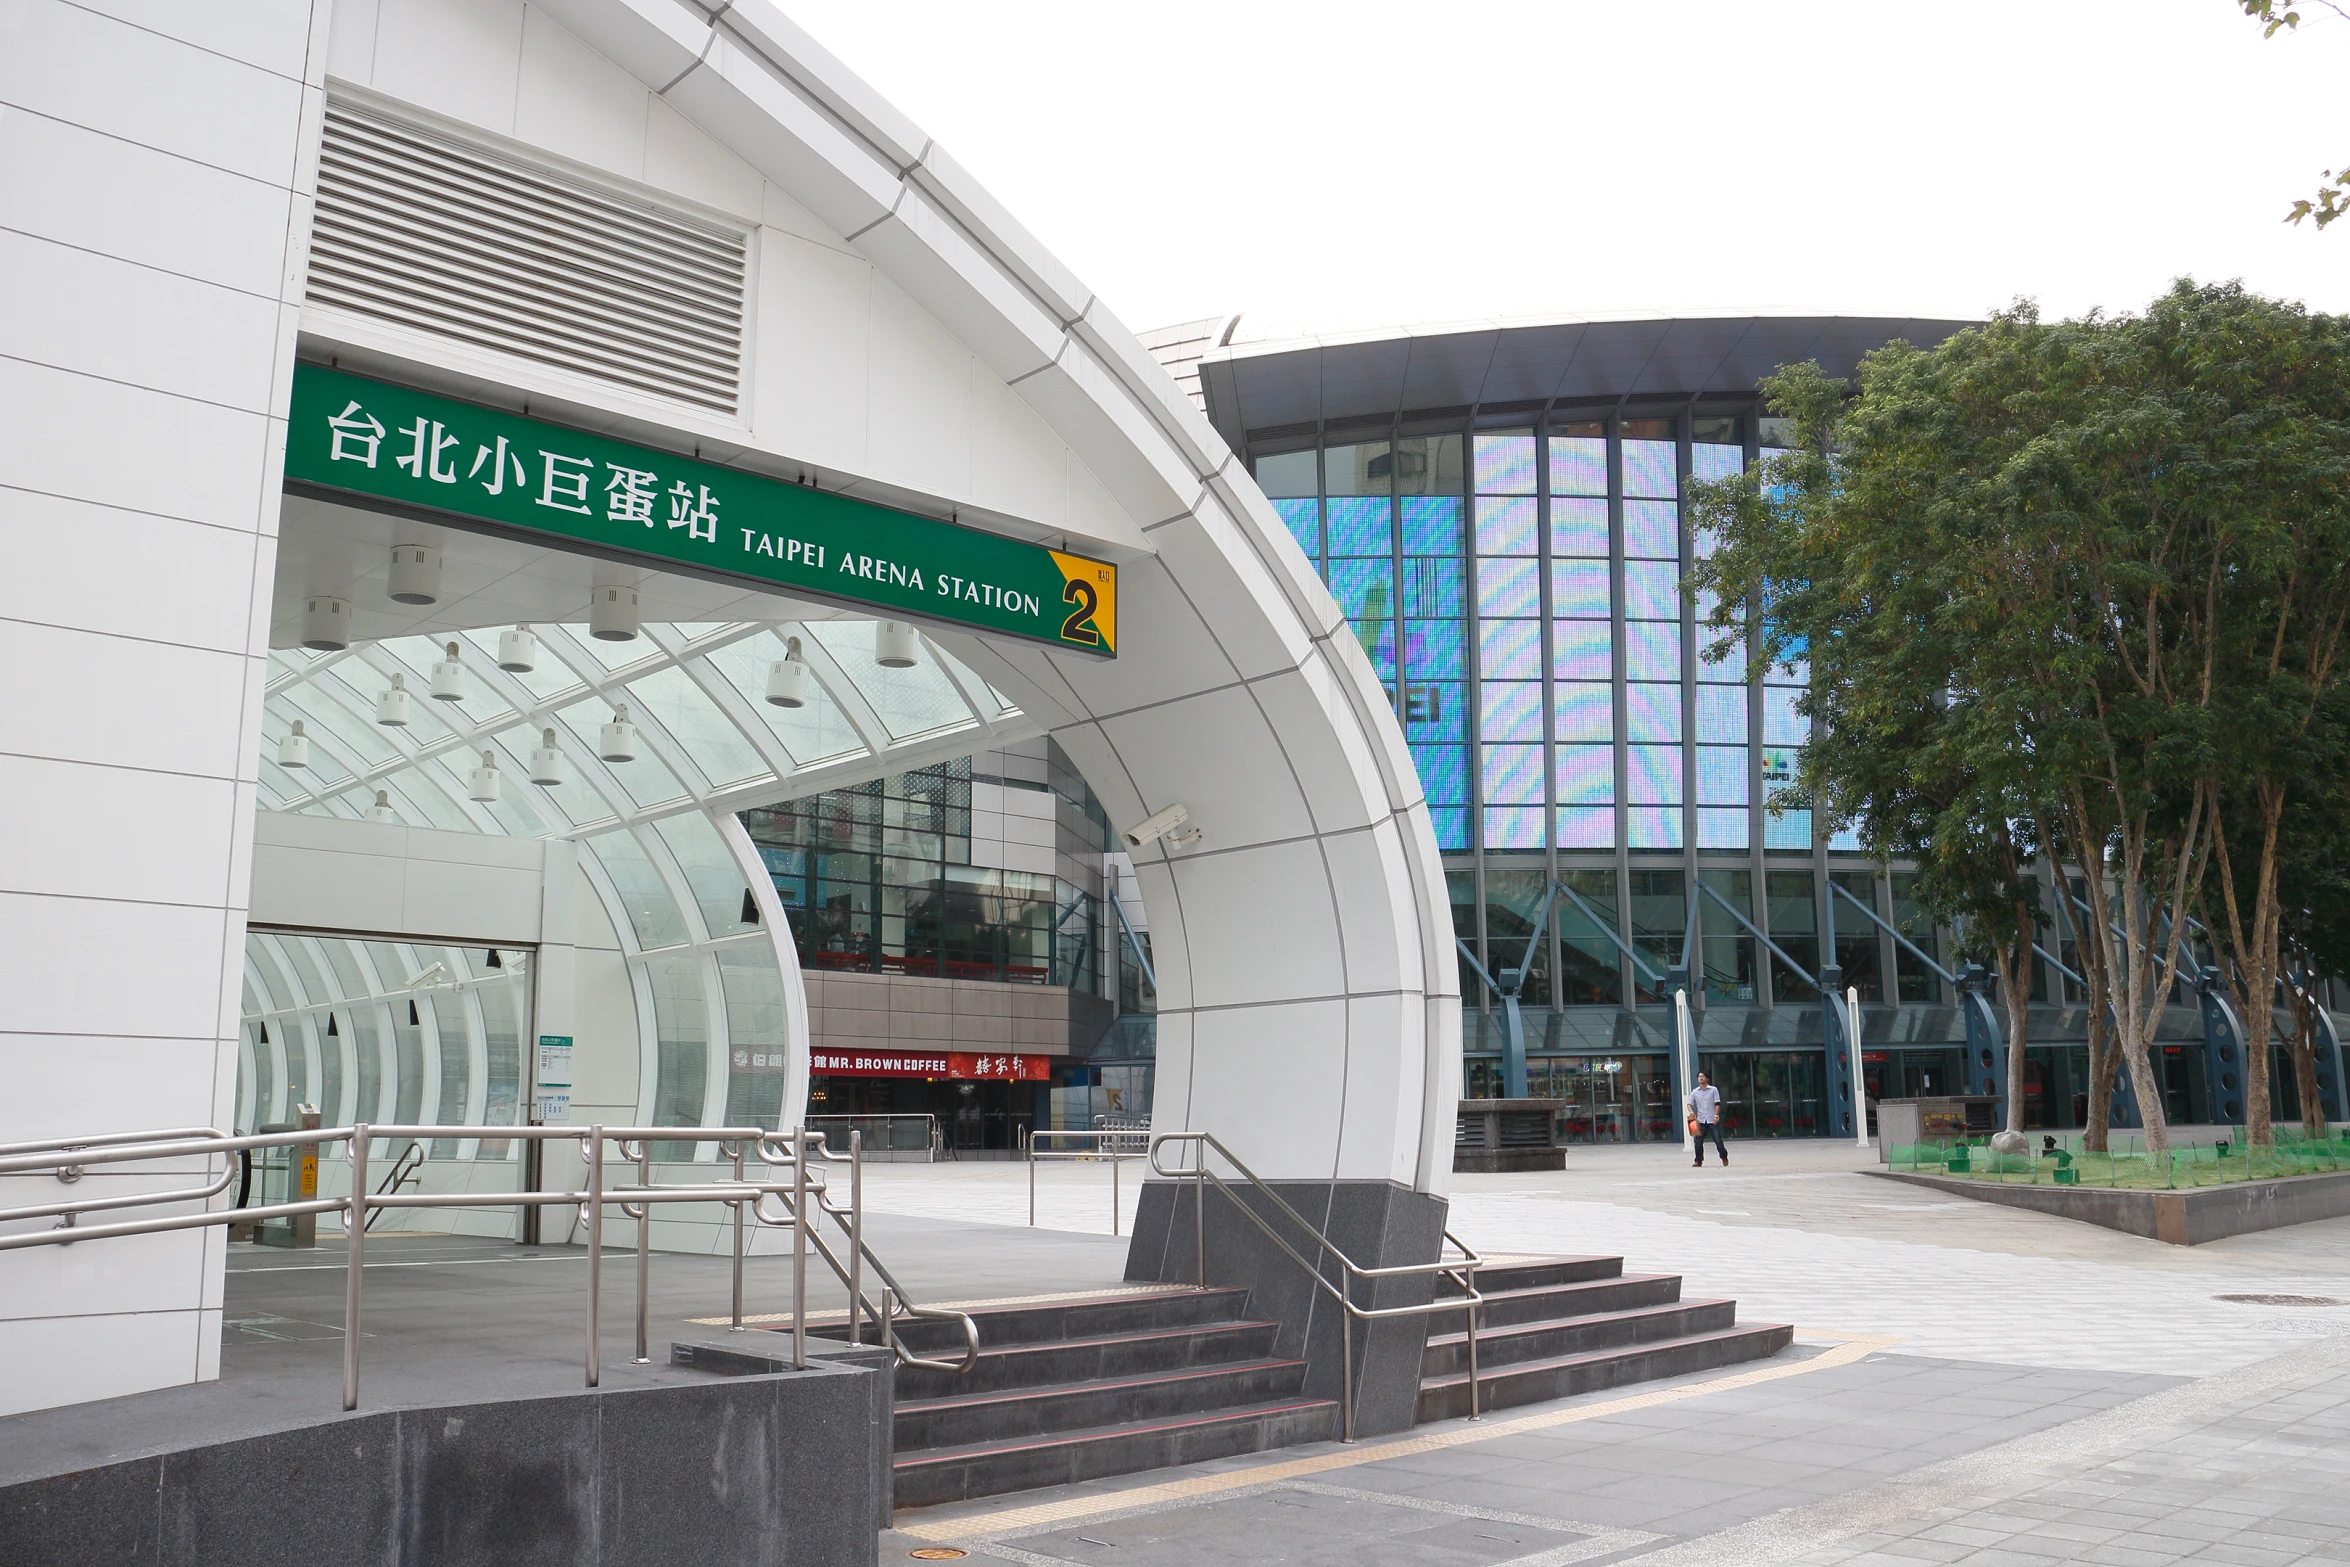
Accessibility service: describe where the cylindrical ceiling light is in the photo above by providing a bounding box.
[528,727,566,786]
[277,720,309,770]
[365,789,398,824]
[876,620,919,669]
[599,704,638,763]
[430,641,465,701]
[498,625,538,672]
[467,749,501,803]
[375,673,412,727]
[765,635,810,707]
[299,596,349,652]
[589,585,640,642]
[388,544,442,606]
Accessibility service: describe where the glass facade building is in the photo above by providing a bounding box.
[1195,315,2350,1138]
[1200,320,1993,1139]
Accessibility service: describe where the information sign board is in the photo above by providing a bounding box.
[285,364,1115,655]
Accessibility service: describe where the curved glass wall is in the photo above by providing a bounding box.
[1253,406,1919,1137]
[241,617,1038,1157]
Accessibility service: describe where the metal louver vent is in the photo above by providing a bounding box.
[308,102,748,414]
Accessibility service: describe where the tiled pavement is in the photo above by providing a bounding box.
[875,1141,2350,1565]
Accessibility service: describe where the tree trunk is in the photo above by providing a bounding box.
[1994,937,2033,1136]
[2291,976,2327,1140]
[2122,1041,2171,1152]
[2086,1018,2120,1151]
[2073,878,2116,1153]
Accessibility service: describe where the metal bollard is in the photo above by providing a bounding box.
[343,1126,370,1412]
[730,1139,746,1333]
[633,1140,651,1364]
[848,1129,864,1346]
[792,1132,808,1370]
[586,1126,604,1388]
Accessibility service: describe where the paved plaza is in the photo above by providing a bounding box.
[877,1140,2350,1565]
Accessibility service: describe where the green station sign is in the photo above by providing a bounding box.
[284,363,1116,656]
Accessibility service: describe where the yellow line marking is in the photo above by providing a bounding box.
[687,1283,1180,1327]
[896,1329,1900,1541]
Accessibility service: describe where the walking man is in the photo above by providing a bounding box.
[1687,1071,1727,1167]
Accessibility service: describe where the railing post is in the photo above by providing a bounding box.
[1028,1131,1036,1227]
[1338,1273,1355,1444]
[1194,1147,1206,1288]
[848,1129,864,1347]
[633,1140,651,1365]
[586,1125,603,1388]
[730,1139,745,1333]
[1112,1151,1120,1238]
[342,1125,369,1412]
[1465,1265,1481,1420]
[792,1130,808,1371]
[880,1286,897,1360]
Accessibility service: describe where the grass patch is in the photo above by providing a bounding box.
[1890,1130,2350,1190]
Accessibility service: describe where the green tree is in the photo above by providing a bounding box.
[1693,284,2350,1155]
[2239,1,2350,228]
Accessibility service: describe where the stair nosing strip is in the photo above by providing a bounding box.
[901,1320,1283,1360]
[1418,1324,1794,1390]
[892,1399,1341,1467]
[1423,1299,1737,1346]
[900,1359,1310,1415]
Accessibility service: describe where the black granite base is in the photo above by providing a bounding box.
[1124,1177,1449,1438]
[0,1360,883,1567]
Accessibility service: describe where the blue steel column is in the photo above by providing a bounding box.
[1956,964,2007,1108]
[2192,968,2248,1126]
[1818,962,1855,1139]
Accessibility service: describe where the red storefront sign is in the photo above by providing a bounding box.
[808,1049,1050,1082]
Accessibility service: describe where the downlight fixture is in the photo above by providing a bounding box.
[277,720,309,770]
[388,544,442,606]
[765,636,810,707]
[467,749,501,803]
[430,641,465,701]
[875,620,919,669]
[498,625,538,672]
[375,673,412,727]
[299,596,350,651]
[528,728,566,786]
[589,585,640,641]
[364,789,398,824]
[599,704,638,763]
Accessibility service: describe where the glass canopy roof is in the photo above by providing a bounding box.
[242,618,1039,1161]
[258,619,1032,836]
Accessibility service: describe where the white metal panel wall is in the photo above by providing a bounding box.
[0,0,330,1417]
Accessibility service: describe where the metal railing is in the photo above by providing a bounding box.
[0,1121,978,1408]
[1149,1132,1484,1443]
[1024,1127,1149,1234]
[806,1113,939,1162]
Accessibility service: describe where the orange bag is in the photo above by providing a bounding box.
[1687,1117,1700,1138]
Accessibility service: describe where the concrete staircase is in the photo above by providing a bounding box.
[873,1287,1340,1508]
[1417,1256,1791,1422]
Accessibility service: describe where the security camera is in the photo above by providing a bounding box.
[1123,801,1199,850]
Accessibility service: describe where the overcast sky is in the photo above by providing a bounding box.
[782,0,2349,340]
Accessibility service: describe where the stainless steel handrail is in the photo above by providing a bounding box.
[792,1129,981,1374]
[1147,1132,1484,1442]
[1025,1128,1148,1234]
[806,1112,938,1162]
[0,1121,977,1406]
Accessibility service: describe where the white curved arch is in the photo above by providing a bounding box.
[533,0,1459,1197]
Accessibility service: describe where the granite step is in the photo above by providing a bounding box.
[1421,1298,1741,1378]
[896,1357,1309,1450]
[1416,1323,1795,1422]
[893,1398,1342,1510]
